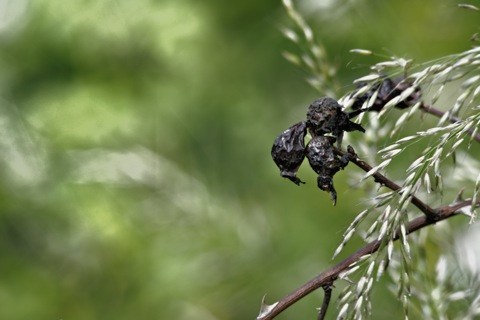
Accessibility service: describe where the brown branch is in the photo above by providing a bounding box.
[256,199,476,320]
[334,147,438,221]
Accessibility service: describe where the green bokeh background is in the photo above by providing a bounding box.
[0,1,478,319]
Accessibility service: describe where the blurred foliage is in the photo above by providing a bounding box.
[0,0,478,319]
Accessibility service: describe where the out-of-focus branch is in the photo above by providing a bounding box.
[420,103,480,143]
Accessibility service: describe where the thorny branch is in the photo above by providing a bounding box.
[257,198,478,320]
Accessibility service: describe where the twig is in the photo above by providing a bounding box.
[317,283,333,320]
[334,147,438,221]
[256,199,476,320]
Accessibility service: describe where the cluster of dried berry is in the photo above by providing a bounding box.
[271,76,421,205]
[271,97,364,205]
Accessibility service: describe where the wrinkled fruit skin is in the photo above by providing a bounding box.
[271,121,307,185]
[306,136,350,205]
[306,97,365,148]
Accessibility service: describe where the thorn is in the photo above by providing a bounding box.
[257,295,278,319]
[347,145,356,157]
[454,188,465,203]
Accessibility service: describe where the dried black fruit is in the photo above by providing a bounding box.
[350,76,421,114]
[271,97,363,205]
[306,97,365,148]
[306,136,350,205]
[271,121,307,185]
